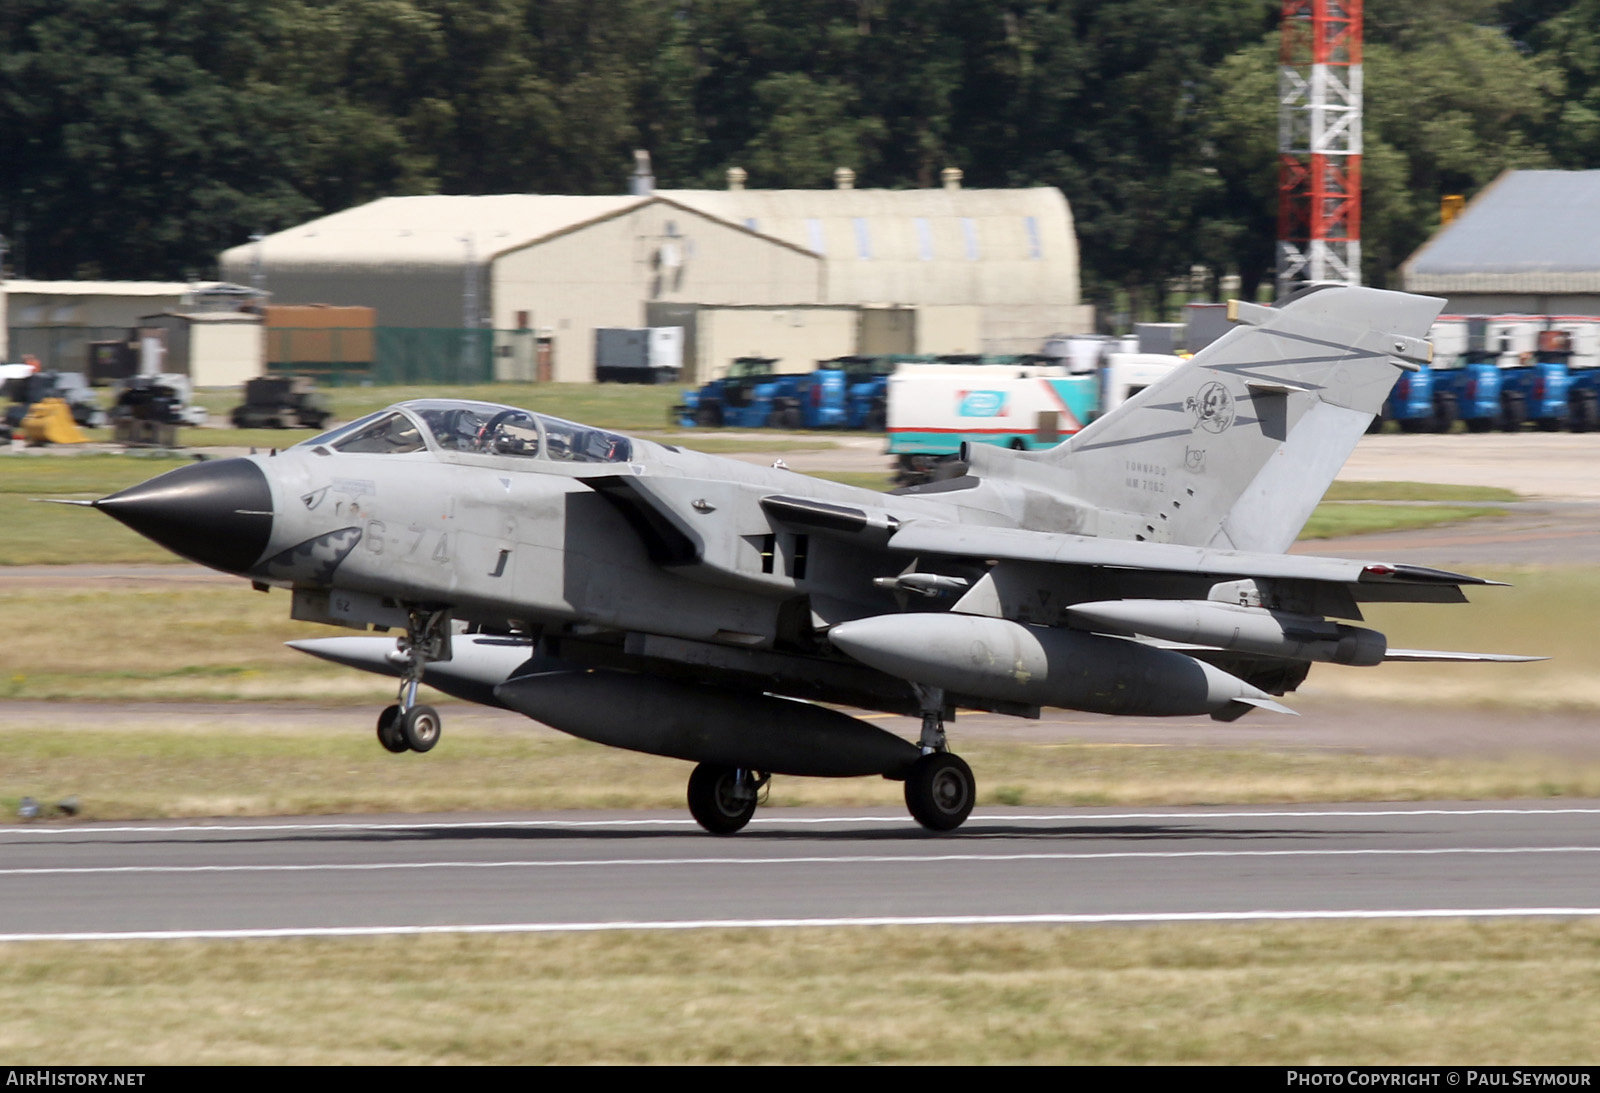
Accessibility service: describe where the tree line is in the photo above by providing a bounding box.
[2,0,1594,320]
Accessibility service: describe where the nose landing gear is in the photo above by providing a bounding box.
[375,607,450,755]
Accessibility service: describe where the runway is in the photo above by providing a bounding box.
[5,803,1600,939]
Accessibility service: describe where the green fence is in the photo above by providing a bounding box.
[6,324,521,386]
[267,327,506,386]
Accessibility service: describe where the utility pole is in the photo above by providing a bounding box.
[461,234,482,381]
[1277,0,1363,296]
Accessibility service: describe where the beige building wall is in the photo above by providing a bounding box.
[912,305,983,355]
[981,303,1095,355]
[856,307,916,355]
[697,308,859,379]
[190,316,265,387]
[662,187,1083,354]
[491,203,822,382]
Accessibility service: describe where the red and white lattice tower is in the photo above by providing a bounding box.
[1276,0,1362,294]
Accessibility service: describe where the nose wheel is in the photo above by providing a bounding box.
[376,608,450,755]
[376,705,408,753]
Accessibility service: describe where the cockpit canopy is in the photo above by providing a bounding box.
[298,400,633,463]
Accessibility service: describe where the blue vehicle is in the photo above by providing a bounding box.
[1568,366,1600,432]
[790,357,859,429]
[1428,318,1501,433]
[827,354,913,430]
[1498,329,1571,431]
[672,357,802,428]
[675,354,904,430]
[1385,362,1448,433]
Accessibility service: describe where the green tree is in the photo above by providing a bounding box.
[0,0,324,278]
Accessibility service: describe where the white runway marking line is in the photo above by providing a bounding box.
[5,907,1600,942]
[8,845,1600,877]
[5,805,1600,839]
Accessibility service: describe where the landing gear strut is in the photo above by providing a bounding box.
[687,763,768,835]
[903,685,975,831]
[376,607,450,754]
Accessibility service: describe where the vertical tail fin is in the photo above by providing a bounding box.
[1031,285,1442,552]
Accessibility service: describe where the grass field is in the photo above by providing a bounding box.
[1299,502,1505,538]
[7,716,1600,822]
[4,920,1598,1063]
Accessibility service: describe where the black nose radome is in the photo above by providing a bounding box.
[96,458,273,573]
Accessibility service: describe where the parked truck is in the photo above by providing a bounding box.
[1500,328,1572,431]
[672,357,797,428]
[674,354,907,430]
[1425,317,1502,432]
[885,353,1184,484]
[1391,315,1600,433]
[595,327,683,384]
[1384,364,1446,433]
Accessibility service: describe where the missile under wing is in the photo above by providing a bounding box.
[89,285,1538,834]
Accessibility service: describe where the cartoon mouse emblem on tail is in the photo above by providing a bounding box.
[1185,381,1235,433]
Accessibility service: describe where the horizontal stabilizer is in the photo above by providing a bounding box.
[889,518,1495,601]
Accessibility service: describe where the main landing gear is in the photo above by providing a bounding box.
[680,687,977,836]
[376,608,450,755]
[902,684,975,832]
[687,763,769,835]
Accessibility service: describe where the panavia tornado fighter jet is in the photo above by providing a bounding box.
[89,286,1537,834]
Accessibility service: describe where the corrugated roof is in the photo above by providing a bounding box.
[223,187,1073,269]
[2,279,194,295]
[221,194,650,271]
[1402,171,1600,292]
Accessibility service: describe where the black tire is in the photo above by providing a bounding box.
[399,704,441,753]
[376,705,408,754]
[696,405,721,428]
[686,763,758,835]
[777,406,802,430]
[1431,393,1457,434]
[1571,391,1600,433]
[904,752,975,832]
[1501,393,1527,432]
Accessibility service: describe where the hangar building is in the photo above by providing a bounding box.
[217,174,1089,383]
[1401,170,1600,315]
